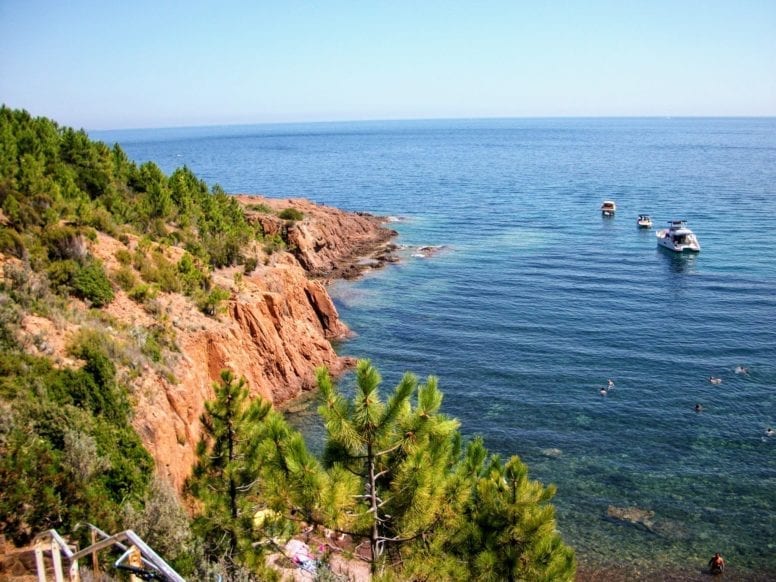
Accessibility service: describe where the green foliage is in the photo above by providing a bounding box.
[0,105,260,270]
[123,475,197,576]
[445,442,576,581]
[278,207,304,221]
[187,370,277,574]
[46,257,114,306]
[43,224,88,261]
[316,360,576,580]
[243,256,258,275]
[0,345,152,545]
[114,247,132,265]
[0,226,26,258]
[70,259,115,306]
[112,265,138,291]
[181,361,574,579]
[196,286,230,316]
[317,360,466,574]
[262,234,285,255]
[128,283,157,303]
[177,252,209,295]
[67,329,126,422]
[140,323,177,363]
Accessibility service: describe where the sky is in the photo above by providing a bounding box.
[1,0,775,130]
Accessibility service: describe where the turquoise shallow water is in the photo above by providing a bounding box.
[94,118,776,577]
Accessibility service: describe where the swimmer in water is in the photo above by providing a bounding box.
[766,428,774,437]
[600,387,607,397]
[709,376,722,385]
[607,379,615,389]
[708,552,725,574]
[734,365,749,375]
[695,403,703,413]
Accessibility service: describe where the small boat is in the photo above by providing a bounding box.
[601,200,616,216]
[656,220,701,252]
[636,214,652,228]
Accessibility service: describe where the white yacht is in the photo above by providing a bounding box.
[601,200,616,216]
[656,220,701,252]
[636,214,653,228]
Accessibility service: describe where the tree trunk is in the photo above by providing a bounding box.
[368,442,379,574]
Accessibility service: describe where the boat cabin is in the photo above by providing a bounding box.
[601,200,616,215]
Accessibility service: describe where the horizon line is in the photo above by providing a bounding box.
[87,114,776,134]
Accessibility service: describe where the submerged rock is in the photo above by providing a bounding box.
[605,506,656,532]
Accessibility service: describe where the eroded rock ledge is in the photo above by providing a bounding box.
[134,197,397,488]
[237,195,399,279]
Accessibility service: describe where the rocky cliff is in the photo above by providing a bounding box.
[15,196,397,490]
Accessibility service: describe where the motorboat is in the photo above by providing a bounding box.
[656,220,701,252]
[636,214,653,228]
[601,200,616,216]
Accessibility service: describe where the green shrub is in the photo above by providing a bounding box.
[112,265,138,291]
[128,283,157,303]
[150,250,181,293]
[66,332,125,422]
[140,324,177,363]
[243,256,258,275]
[178,253,208,295]
[115,248,132,265]
[85,205,119,236]
[43,225,88,262]
[248,203,273,213]
[0,226,26,258]
[71,260,115,307]
[278,207,304,221]
[263,234,285,255]
[46,259,80,292]
[195,286,230,316]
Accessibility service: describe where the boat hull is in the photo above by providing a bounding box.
[656,233,700,252]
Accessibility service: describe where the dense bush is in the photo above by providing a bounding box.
[278,207,304,221]
[196,286,230,316]
[0,226,26,258]
[71,259,115,306]
[1,105,261,270]
[0,344,152,545]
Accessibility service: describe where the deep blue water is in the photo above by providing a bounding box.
[94,118,776,577]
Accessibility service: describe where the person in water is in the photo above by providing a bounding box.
[708,552,725,573]
[695,403,703,413]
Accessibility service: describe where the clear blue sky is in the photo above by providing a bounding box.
[1,0,774,129]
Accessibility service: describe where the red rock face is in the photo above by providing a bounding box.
[132,197,396,489]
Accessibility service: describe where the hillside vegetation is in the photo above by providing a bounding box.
[0,107,575,580]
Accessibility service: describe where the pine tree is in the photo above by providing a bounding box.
[186,370,272,574]
[453,440,577,582]
[316,360,465,575]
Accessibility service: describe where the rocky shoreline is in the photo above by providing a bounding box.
[135,196,400,488]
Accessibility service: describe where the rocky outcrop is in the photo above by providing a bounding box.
[127,198,395,489]
[237,195,399,279]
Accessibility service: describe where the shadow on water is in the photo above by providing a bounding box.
[658,246,700,274]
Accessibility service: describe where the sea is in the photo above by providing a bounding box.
[93,118,776,579]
